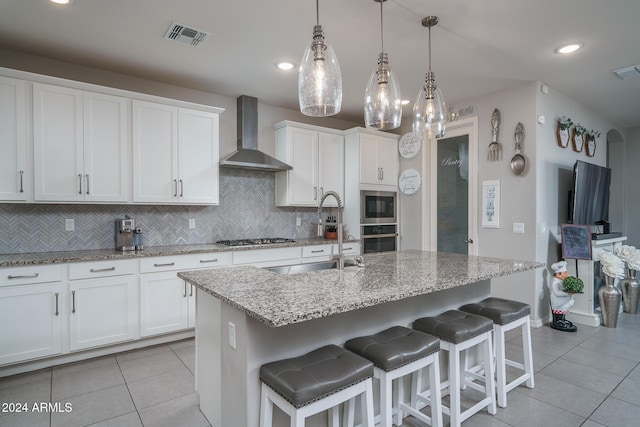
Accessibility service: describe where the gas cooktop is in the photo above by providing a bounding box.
[215,238,295,247]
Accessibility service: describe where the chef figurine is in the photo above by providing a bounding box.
[549,261,577,332]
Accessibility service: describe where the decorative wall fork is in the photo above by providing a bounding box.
[488,108,501,161]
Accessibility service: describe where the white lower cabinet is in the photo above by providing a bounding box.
[139,271,190,337]
[68,275,137,351]
[0,282,62,365]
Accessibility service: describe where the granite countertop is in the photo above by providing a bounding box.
[0,238,353,267]
[178,250,545,327]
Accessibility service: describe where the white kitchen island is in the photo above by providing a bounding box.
[178,250,544,427]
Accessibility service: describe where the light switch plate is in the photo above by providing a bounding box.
[228,322,236,350]
[513,222,525,234]
[65,219,75,231]
[189,219,195,229]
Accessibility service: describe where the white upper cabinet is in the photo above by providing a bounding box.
[133,100,220,204]
[33,83,130,202]
[345,128,399,188]
[274,121,344,207]
[0,76,27,201]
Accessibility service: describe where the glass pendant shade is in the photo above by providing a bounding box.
[364,53,402,129]
[298,24,342,117]
[413,77,446,139]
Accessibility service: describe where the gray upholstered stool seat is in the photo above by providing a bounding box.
[413,309,494,343]
[459,297,530,325]
[345,325,440,371]
[459,297,535,408]
[259,344,375,427]
[413,311,496,427]
[345,326,443,427]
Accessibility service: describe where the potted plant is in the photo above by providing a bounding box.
[572,123,586,152]
[562,276,584,293]
[586,129,600,157]
[556,116,573,148]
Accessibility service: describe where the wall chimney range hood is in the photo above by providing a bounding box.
[219,95,292,172]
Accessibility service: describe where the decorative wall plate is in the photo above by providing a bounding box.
[585,135,596,157]
[398,133,422,159]
[572,130,584,152]
[398,168,421,195]
[556,123,570,148]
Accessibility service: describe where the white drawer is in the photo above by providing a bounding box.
[69,259,136,280]
[232,247,301,266]
[140,252,231,273]
[0,264,63,287]
[334,243,361,256]
[302,245,333,258]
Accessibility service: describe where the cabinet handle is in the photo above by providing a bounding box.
[173,179,178,197]
[320,187,324,198]
[378,167,382,180]
[200,259,219,263]
[380,168,384,180]
[183,282,187,298]
[78,174,83,194]
[343,246,352,251]
[190,284,194,297]
[8,273,39,279]
[90,267,116,273]
[179,179,184,197]
[19,170,24,193]
[311,249,325,253]
[85,174,90,195]
[314,186,317,200]
[72,290,76,314]
[153,262,175,267]
[55,292,59,316]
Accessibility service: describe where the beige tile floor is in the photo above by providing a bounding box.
[1,313,640,426]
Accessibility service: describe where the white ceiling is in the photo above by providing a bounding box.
[1,0,639,128]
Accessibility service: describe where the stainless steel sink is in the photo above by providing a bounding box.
[264,261,339,275]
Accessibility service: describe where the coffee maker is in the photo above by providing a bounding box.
[116,216,141,251]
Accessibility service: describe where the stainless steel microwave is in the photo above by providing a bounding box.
[360,191,397,224]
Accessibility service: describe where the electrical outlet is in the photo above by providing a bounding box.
[65,218,75,231]
[228,322,236,350]
[513,222,525,234]
[189,219,195,229]
[296,217,301,227]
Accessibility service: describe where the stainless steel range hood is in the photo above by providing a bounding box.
[219,95,292,171]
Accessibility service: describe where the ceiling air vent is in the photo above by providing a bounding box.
[164,21,210,47]
[613,64,640,80]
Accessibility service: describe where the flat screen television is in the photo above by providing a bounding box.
[569,160,611,226]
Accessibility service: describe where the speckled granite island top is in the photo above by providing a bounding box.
[0,238,351,267]
[178,250,545,327]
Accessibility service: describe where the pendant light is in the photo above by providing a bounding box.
[413,16,446,139]
[298,0,342,117]
[364,0,401,130]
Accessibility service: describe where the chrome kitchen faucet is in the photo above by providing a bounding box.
[318,190,344,270]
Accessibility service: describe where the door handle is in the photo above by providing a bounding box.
[19,170,24,193]
[183,281,188,298]
[85,174,90,195]
[380,168,384,180]
[179,179,184,197]
[173,179,178,197]
[314,186,317,200]
[78,174,83,194]
[55,292,59,316]
[72,290,76,313]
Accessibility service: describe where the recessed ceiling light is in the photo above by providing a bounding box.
[401,99,411,105]
[554,42,584,54]
[50,0,73,4]
[275,62,296,71]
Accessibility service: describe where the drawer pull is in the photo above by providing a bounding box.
[72,290,76,314]
[90,267,116,273]
[190,284,194,297]
[343,247,353,251]
[8,273,39,279]
[153,262,175,267]
[55,293,59,316]
[311,249,325,253]
[183,282,188,298]
[199,259,219,263]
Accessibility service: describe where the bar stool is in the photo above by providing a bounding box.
[345,326,443,427]
[413,310,497,427]
[259,344,375,427]
[460,297,534,408]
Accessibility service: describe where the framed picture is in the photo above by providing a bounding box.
[561,224,592,260]
[481,180,500,228]
[585,135,596,157]
[556,123,570,148]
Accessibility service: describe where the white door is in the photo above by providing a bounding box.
[178,108,219,204]
[83,92,130,202]
[0,76,27,201]
[318,132,344,206]
[33,83,84,201]
[0,283,62,364]
[139,272,189,337]
[288,127,319,206]
[426,117,478,254]
[69,276,137,351]
[132,100,178,203]
[359,133,382,184]
[377,136,399,186]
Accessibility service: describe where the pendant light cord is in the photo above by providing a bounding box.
[428,25,432,72]
[380,0,384,52]
[316,0,320,26]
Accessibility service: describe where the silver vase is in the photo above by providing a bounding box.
[599,275,621,328]
[621,268,640,314]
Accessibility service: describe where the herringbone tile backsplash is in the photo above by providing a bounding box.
[0,169,327,254]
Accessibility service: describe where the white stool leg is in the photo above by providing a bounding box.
[329,406,339,427]
[430,355,444,427]
[484,332,497,415]
[343,397,355,427]
[291,411,304,427]
[523,317,535,388]
[495,324,507,408]
[449,347,462,427]
[394,375,404,425]
[380,371,393,427]
[362,378,375,427]
[411,368,422,409]
[260,383,273,427]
